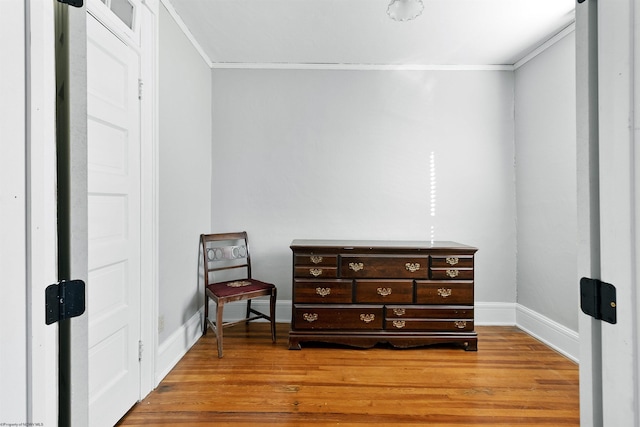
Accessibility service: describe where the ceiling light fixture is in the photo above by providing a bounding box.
[387,0,424,22]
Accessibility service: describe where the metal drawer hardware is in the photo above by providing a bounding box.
[393,308,406,316]
[309,268,323,277]
[446,257,459,266]
[316,287,331,297]
[454,320,467,329]
[360,313,375,323]
[437,288,452,298]
[349,262,364,272]
[392,320,406,329]
[377,287,392,296]
[446,269,459,278]
[405,262,420,272]
[303,313,318,322]
[310,255,323,264]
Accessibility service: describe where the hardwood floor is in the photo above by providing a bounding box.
[117,324,579,426]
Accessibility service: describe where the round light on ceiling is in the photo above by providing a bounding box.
[387,0,425,22]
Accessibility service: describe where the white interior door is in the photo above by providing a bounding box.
[86,14,142,426]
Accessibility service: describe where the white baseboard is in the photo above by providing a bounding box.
[515,304,579,363]
[475,302,517,325]
[154,300,579,385]
[156,309,203,386]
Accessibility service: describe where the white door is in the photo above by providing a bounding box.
[86,14,142,426]
[577,0,640,425]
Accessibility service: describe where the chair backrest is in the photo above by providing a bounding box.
[201,232,253,287]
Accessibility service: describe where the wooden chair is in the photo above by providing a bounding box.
[201,232,277,357]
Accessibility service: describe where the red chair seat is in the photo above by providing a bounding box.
[206,279,275,298]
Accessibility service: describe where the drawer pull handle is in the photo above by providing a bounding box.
[393,320,405,329]
[454,320,467,329]
[446,257,459,266]
[349,262,364,272]
[392,320,406,329]
[360,313,375,323]
[316,287,331,297]
[377,287,392,297]
[405,262,420,272]
[393,308,406,316]
[303,313,318,323]
[437,288,452,298]
[446,269,459,278]
[310,255,323,264]
[309,268,323,277]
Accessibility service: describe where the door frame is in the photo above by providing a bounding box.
[27,0,60,423]
[577,0,640,425]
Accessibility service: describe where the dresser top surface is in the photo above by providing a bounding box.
[290,239,477,252]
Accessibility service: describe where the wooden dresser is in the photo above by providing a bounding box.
[288,239,478,351]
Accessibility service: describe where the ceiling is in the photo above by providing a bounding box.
[166,0,576,67]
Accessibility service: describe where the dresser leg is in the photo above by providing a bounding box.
[464,339,478,351]
[288,338,302,350]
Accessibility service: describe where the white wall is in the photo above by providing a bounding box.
[158,3,212,345]
[515,32,578,332]
[211,68,517,307]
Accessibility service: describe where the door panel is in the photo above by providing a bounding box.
[87,14,141,426]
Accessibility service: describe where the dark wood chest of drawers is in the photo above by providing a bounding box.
[288,239,478,351]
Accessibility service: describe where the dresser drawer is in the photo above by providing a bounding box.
[294,266,338,279]
[293,305,383,330]
[415,281,474,304]
[341,256,429,279]
[386,319,474,332]
[386,305,474,319]
[430,255,474,269]
[354,280,414,303]
[294,254,337,267]
[294,279,353,304]
[429,267,474,280]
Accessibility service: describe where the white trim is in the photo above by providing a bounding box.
[514,22,576,70]
[475,302,517,325]
[516,304,579,363]
[138,0,159,400]
[26,0,59,423]
[156,310,203,385]
[148,310,589,391]
[205,300,578,359]
[159,0,213,67]
[211,62,514,71]
[87,0,142,49]
[156,302,579,385]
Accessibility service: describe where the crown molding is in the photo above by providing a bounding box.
[160,0,213,67]
[514,21,576,70]
[210,63,514,71]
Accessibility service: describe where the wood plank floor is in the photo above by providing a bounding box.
[117,324,579,426]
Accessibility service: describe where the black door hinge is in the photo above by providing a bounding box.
[580,277,617,324]
[45,279,86,325]
[57,0,83,7]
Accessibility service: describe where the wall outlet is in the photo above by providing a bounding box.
[158,314,165,333]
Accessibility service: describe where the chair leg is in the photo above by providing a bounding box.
[270,288,277,343]
[216,303,224,358]
[203,293,209,335]
[245,299,252,324]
